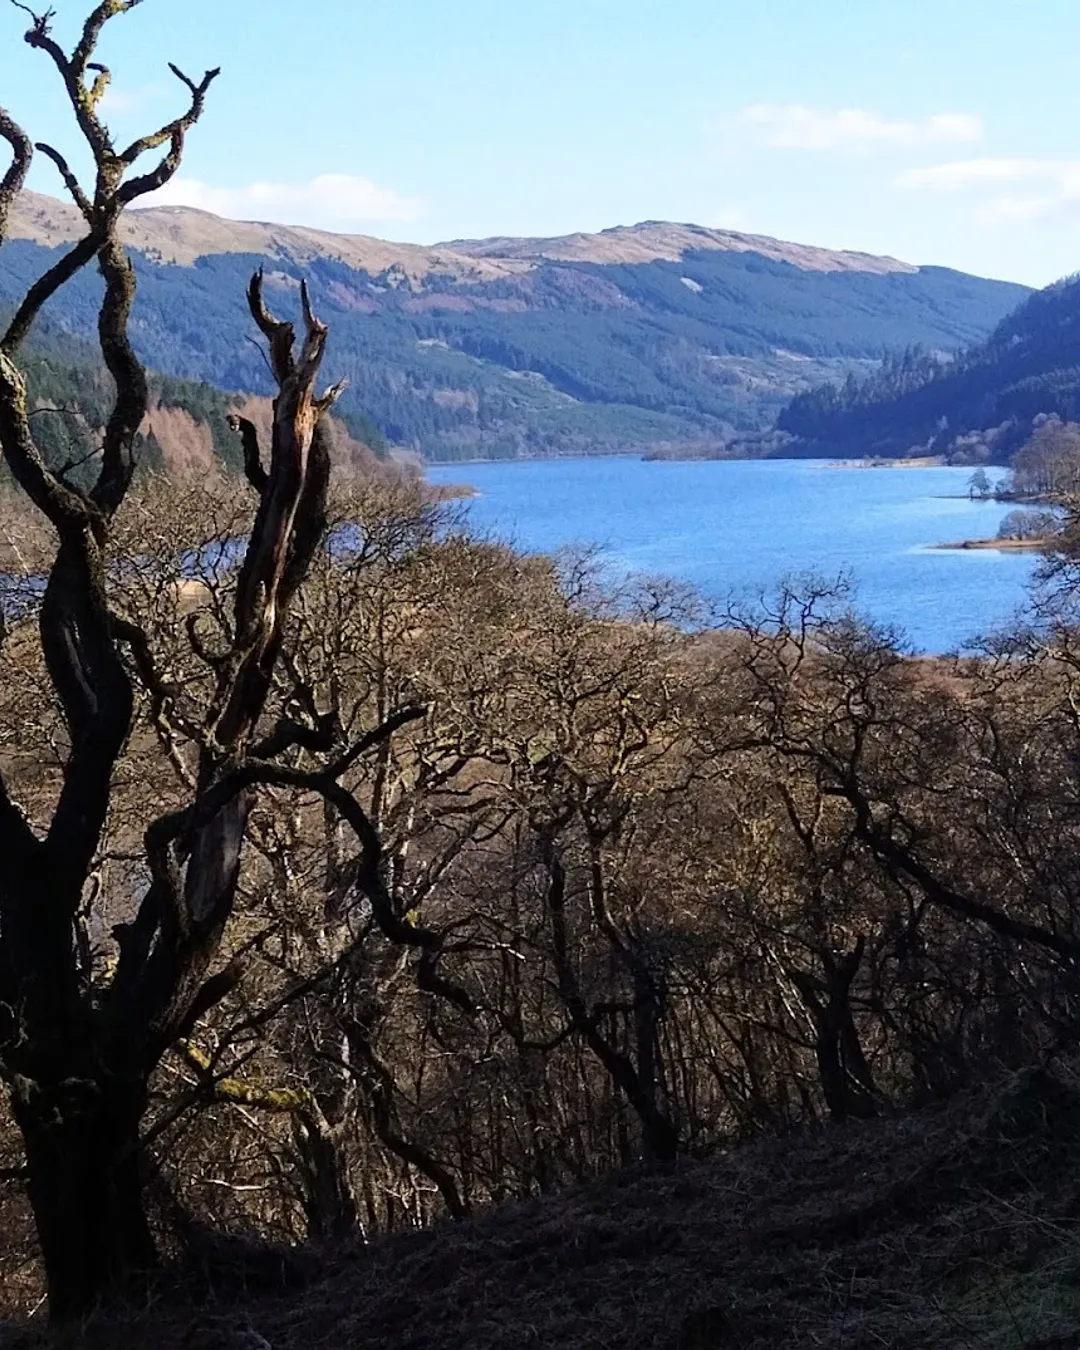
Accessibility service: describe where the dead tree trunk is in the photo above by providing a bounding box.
[0,5,363,1319]
[0,1,492,1318]
[11,1077,153,1324]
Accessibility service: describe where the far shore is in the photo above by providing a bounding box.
[430,481,479,500]
[823,455,946,470]
[933,536,1051,553]
[427,450,957,471]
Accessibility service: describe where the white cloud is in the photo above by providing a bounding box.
[140,173,426,228]
[736,104,983,153]
[897,157,1080,225]
[98,87,140,113]
[897,158,1060,191]
[712,205,749,230]
[989,194,1065,223]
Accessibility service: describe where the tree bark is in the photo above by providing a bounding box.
[12,1077,154,1324]
[791,940,877,1122]
[293,1111,360,1245]
[0,8,220,1323]
[542,838,680,1162]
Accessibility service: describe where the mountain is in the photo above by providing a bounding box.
[777,274,1080,461]
[439,220,922,273]
[5,192,926,277]
[2,191,1031,461]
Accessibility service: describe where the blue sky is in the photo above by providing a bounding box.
[2,0,1078,285]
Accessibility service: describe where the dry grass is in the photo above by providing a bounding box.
[10,191,529,283]
[5,1065,1080,1349]
[444,222,917,275]
[12,190,915,282]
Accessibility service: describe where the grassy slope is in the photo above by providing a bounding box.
[7,1065,1080,1349]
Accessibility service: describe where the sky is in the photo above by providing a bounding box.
[2,0,1079,286]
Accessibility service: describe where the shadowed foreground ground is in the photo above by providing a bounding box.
[5,1066,1080,1349]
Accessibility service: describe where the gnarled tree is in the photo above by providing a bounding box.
[0,0,375,1322]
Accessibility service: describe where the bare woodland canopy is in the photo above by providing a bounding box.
[5,0,1080,1331]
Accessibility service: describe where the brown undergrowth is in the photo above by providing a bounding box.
[5,1064,1080,1350]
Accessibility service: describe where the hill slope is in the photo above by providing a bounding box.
[1,193,1030,461]
[7,1064,1080,1349]
[440,219,920,273]
[778,273,1080,460]
[7,317,387,488]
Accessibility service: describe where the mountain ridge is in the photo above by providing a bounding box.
[18,190,929,281]
[1,192,1032,460]
[11,190,526,280]
[438,220,920,275]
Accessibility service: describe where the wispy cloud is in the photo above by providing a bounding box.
[712,205,750,230]
[897,157,1080,224]
[897,158,1061,190]
[141,174,426,228]
[736,104,983,154]
[97,82,170,116]
[98,87,140,113]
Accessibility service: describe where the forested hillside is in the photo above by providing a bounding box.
[12,472,1080,1346]
[13,318,242,483]
[778,273,1080,460]
[16,1063,1080,1350]
[0,195,1030,460]
[8,316,388,487]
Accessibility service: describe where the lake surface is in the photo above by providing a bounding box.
[425,457,1040,653]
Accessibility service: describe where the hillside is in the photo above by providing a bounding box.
[777,274,1080,461]
[8,318,388,487]
[6,1064,1080,1349]
[0,192,1030,461]
[440,220,920,273]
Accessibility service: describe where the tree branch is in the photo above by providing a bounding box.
[35,141,93,219]
[227,414,268,494]
[327,704,427,778]
[0,105,33,243]
[117,62,219,173]
[833,770,1080,965]
[2,229,106,358]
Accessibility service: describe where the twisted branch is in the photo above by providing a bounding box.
[0,105,32,243]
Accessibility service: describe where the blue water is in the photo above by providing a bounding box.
[426,457,1041,653]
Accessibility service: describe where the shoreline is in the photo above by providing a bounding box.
[424,451,959,473]
[932,537,1050,553]
[821,455,946,470]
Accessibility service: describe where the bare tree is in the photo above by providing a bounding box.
[0,1,383,1320]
